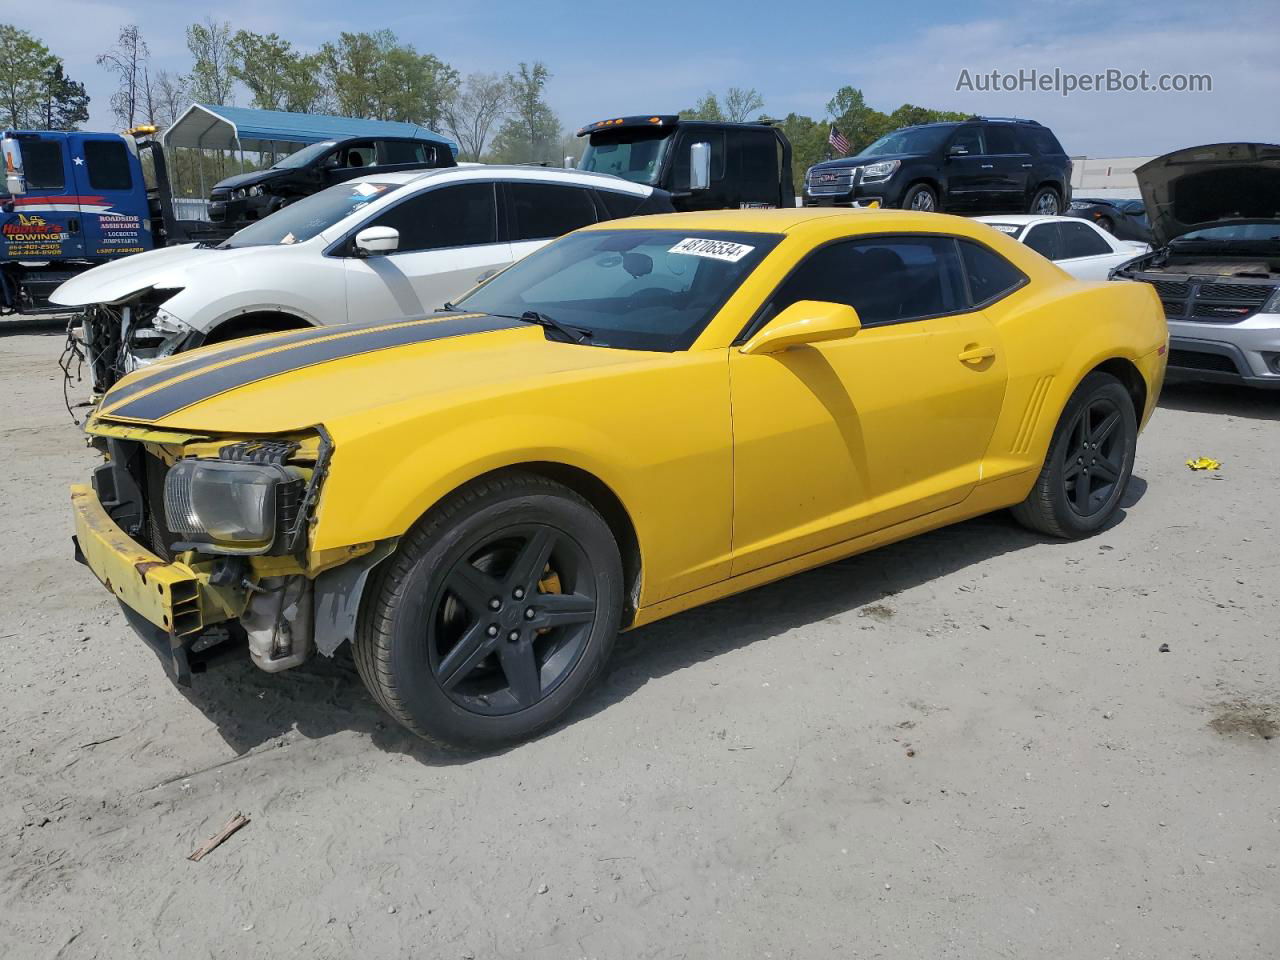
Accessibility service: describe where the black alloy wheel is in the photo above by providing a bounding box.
[1012,371,1137,538]
[354,471,623,748]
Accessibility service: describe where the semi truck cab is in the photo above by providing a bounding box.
[2,130,156,314]
[576,115,794,211]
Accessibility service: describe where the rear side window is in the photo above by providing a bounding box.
[983,125,1020,154]
[1025,127,1065,156]
[367,182,497,252]
[728,129,781,203]
[84,140,132,190]
[507,182,598,240]
[1058,221,1112,258]
[959,239,1028,304]
[379,140,432,165]
[595,189,645,220]
[1023,223,1062,260]
[764,236,967,327]
[21,140,65,190]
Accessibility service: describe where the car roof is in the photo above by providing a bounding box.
[348,165,653,195]
[975,214,1081,227]
[588,207,1025,237]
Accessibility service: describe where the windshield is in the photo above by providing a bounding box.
[857,126,953,158]
[220,180,399,248]
[270,140,338,170]
[1175,223,1280,243]
[453,229,781,351]
[579,130,674,185]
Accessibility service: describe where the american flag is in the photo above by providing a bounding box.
[828,125,850,155]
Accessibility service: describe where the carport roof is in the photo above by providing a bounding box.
[161,103,457,155]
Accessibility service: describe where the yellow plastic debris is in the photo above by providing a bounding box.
[1185,457,1222,471]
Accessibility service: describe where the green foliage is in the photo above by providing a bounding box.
[824,85,970,156]
[319,31,458,129]
[230,31,324,113]
[775,112,828,191]
[186,18,235,105]
[0,23,60,129]
[486,62,561,165]
[39,63,89,130]
[680,92,723,122]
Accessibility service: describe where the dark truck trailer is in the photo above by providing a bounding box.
[576,115,794,211]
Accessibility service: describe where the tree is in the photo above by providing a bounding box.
[320,31,457,128]
[442,72,510,162]
[39,63,89,130]
[97,24,148,128]
[488,62,560,164]
[149,69,189,129]
[186,18,234,105]
[776,112,829,191]
[0,24,58,128]
[229,31,324,113]
[723,87,764,123]
[825,85,888,153]
[680,92,723,122]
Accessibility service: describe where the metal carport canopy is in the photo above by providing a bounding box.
[160,103,458,155]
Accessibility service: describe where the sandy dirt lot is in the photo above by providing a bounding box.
[2,322,1277,960]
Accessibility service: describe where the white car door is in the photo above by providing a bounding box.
[502,179,602,267]
[340,181,512,321]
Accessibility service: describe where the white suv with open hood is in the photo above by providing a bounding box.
[51,166,673,391]
[1112,142,1280,389]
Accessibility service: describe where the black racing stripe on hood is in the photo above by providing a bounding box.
[102,314,525,422]
[103,315,453,408]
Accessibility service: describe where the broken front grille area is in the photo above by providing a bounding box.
[91,440,179,560]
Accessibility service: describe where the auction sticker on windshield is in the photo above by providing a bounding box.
[668,237,755,262]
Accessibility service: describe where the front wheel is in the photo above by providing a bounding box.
[1011,372,1137,538]
[354,472,623,749]
[903,183,939,212]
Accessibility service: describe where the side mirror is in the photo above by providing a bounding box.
[563,155,577,169]
[948,144,968,157]
[690,141,711,191]
[739,300,861,355]
[354,225,399,256]
[4,173,22,196]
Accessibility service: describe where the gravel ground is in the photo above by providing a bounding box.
[2,323,1277,960]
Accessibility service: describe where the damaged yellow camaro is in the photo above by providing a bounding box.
[72,209,1167,748]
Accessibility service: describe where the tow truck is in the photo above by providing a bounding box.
[576,115,795,211]
[0,126,190,316]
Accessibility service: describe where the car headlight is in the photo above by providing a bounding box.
[248,184,265,197]
[231,188,246,200]
[164,460,304,555]
[860,159,899,182]
[1262,286,1280,315]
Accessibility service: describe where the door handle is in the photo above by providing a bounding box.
[980,164,994,169]
[958,344,996,363]
[1021,163,1033,168]
[68,218,81,233]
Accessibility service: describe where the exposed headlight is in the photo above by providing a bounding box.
[164,460,303,555]
[860,160,900,182]
[1262,286,1280,315]
[231,188,247,200]
[248,184,265,197]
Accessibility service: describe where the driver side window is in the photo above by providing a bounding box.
[950,127,985,155]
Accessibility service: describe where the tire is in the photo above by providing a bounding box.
[1011,371,1137,539]
[354,471,624,749]
[903,183,938,212]
[1029,186,1061,215]
[1096,215,1115,234]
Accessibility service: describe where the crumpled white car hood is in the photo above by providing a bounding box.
[49,243,268,307]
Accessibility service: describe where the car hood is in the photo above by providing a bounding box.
[88,313,647,435]
[50,243,286,307]
[811,152,916,171]
[211,169,284,192]
[1136,142,1280,247]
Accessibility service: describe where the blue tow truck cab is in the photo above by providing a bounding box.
[2,129,168,315]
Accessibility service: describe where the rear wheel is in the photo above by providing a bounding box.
[1012,372,1137,538]
[354,472,623,749]
[1029,186,1061,215]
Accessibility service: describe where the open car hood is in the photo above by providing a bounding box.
[1136,142,1280,247]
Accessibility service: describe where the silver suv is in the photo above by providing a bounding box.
[1113,142,1280,389]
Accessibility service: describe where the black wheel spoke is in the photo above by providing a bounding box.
[1073,472,1092,511]
[498,643,542,706]
[509,528,556,592]
[438,621,494,690]
[446,561,503,616]
[531,591,596,628]
[1092,409,1121,445]
[1093,456,1121,482]
[1063,458,1083,480]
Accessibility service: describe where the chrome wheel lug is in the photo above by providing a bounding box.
[489,598,501,611]
[513,587,525,600]
[487,625,499,638]
[525,608,536,620]
[507,630,520,642]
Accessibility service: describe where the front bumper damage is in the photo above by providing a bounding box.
[72,427,394,684]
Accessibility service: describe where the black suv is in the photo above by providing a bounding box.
[804,117,1070,215]
[208,135,457,234]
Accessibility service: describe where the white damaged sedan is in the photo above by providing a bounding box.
[51,166,670,391]
[976,214,1149,280]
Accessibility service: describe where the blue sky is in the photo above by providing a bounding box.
[9,0,1278,156]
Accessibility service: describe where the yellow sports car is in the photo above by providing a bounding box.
[71,209,1167,747]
